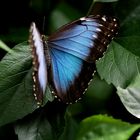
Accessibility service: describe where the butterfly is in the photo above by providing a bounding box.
[29,15,119,106]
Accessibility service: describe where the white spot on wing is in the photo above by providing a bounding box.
[92,34,97,38]
[113,18,116,21]
[108,34,111,37]
[102,16,106,22]
[80,17,86,21]
[54,95,57,98]
[96,28,101,32]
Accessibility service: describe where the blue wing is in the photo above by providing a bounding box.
[49,47,96,103]
[48,17,101,62]
[48,15,119,103]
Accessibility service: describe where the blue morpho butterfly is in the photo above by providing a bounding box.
[29,15,119,106]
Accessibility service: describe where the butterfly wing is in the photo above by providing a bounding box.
[49,47,96,103]
[29,22,48,105]
[48,15,119,103]
[48,15,119,62]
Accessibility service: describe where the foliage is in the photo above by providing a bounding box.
[0,0,140,140]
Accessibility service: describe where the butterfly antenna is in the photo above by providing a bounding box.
[42,16,46,34]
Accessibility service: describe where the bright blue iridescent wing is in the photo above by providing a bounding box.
[48,18,99,62]
[48,15,119,103]
[49,47,96,103]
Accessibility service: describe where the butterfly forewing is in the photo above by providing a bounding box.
[29,22,48,105]
[48,15,119,103]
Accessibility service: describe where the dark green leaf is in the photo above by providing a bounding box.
[96,41,140,118]
[15,103,66,140]
[59,112,78,140]
[97,41,139,88]
[15,114,53,140]
[0,42,37,127]
[96,0,140,118]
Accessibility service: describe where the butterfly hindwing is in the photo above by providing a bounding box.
[49,47,96,103]
[47,15,119,103]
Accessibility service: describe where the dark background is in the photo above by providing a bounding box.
[0,0,91,45]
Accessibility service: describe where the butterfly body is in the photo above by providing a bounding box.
[29,15,119,105]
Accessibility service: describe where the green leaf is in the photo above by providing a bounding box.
[95,0,140,118]
[137,133,140,140]
[97,41,139,88]
[76,115,140,140]
[15,115,54,140]
[96,41,140,118]
[15,103,66,140]
[59,112,78,140]
[117,75,140,118]
[0,42,37,127]
[44,86,54,102]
